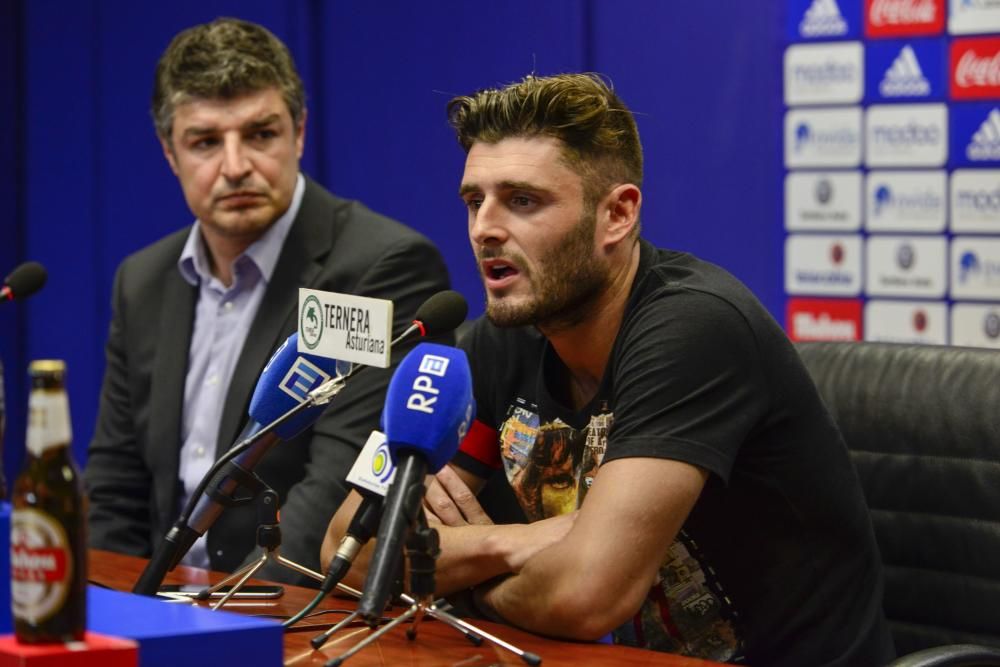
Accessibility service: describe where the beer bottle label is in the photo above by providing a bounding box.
[11,508,73,623]
[27,392,72,456]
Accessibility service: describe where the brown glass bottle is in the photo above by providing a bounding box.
[11,360,87,643]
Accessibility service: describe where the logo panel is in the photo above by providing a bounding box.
[951,103,1000,166]
[785,42,864,105]
[785,234,864,295]
[864,299,947,343]
[951,237,1000,299]
[948,0,1000,36]
[950,37,1000,99]
[866,103,948,166]
[785,171,863,230]
[865,235,948,296]
[865,0,945,37]
[866,39,946,101]
[951,303,1000,348]
[789,0,862,40]
[785,107,864,167]
[950,169,1000,232]
[865,170,947,231]
[786,297,863,340]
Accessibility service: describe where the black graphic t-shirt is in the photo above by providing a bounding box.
[455,240,894,666]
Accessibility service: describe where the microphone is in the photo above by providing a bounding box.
[133,335,347,595]
[132,290,469,595]
[1,262,47,302]
[356,342,474,625]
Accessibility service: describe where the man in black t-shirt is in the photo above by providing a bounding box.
[322,73,893,666]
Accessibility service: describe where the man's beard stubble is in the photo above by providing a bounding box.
[484,210,610,332]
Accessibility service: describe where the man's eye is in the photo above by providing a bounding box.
[511,195,533,207]
[544,474,575,491]
[191,138,219,150]
[252,129,277,141]
[465,198,483,211]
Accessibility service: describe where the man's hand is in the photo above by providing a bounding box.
[424,464,493,526]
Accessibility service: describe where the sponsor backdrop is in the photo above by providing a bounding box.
[1,3,783,478]
[784,0,1000,346]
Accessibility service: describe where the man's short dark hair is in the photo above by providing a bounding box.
[447,73,643,207]
[151,17,305,140]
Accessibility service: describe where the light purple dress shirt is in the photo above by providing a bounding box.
[176,174,305,567]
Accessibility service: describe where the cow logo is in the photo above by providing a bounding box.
[300,294,323,350]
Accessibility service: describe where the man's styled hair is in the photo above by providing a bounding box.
[151,17,305,140]
[447,73,643,206]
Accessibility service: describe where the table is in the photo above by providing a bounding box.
[88,549,724,667]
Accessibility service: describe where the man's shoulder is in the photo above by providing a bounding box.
[300,177,435,253]
[120,226,191,272]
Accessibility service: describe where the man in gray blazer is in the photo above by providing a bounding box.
[84,18,450,586]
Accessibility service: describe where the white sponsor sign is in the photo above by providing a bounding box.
[951,237,1000,299]
[951,303,1000,348]
[865,104,948,167]
[346,431,395,496]
[785,234,863,295]
[785,107,863,168]
[949,0,1000,35]
[785,171,862,231]
[950,169,1000,233]
[298,289,393,368]
[864,300,948,344]
[865,236,947,297]
[865,170,947,232]
[784,42,864,105]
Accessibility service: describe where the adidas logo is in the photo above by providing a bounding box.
[966,108,1000,161]
[879,45,930,97]
[800,0,849,37]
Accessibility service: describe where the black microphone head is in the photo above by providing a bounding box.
[414,290,468,336]
[4,262,47,300]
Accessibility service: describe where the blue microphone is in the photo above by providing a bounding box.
[356,343,473,624]
[133,334,347,595]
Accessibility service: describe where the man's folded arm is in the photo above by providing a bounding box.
[477,455,708,640]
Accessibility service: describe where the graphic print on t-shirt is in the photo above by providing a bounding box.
[496,399,742,661]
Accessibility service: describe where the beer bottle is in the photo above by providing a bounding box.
[11,360,87,643]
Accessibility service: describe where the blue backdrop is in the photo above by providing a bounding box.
[0,1,784,482]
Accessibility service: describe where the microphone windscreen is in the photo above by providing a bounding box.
[248,333,348,439]
[382,342,474,472]
[414,290,468,336]
[5,261,47,300]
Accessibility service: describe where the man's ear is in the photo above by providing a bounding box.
[160,136,180,176]
[600,183,642,249]
[294,108,307,159]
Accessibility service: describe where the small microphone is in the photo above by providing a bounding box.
[356,343,474,625]
[1,262,47,302]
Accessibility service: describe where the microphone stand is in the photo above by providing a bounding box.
[319,508,541,666]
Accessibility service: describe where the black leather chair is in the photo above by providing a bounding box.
[796,342,1000,667]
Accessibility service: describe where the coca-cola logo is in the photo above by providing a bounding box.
[956,51,1000,88]
[865,0,943,36]
[951,38,1000,99]
[870,0,937,25]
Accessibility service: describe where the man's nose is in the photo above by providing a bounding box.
[220,136,252,183]
[469,198,508,247]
